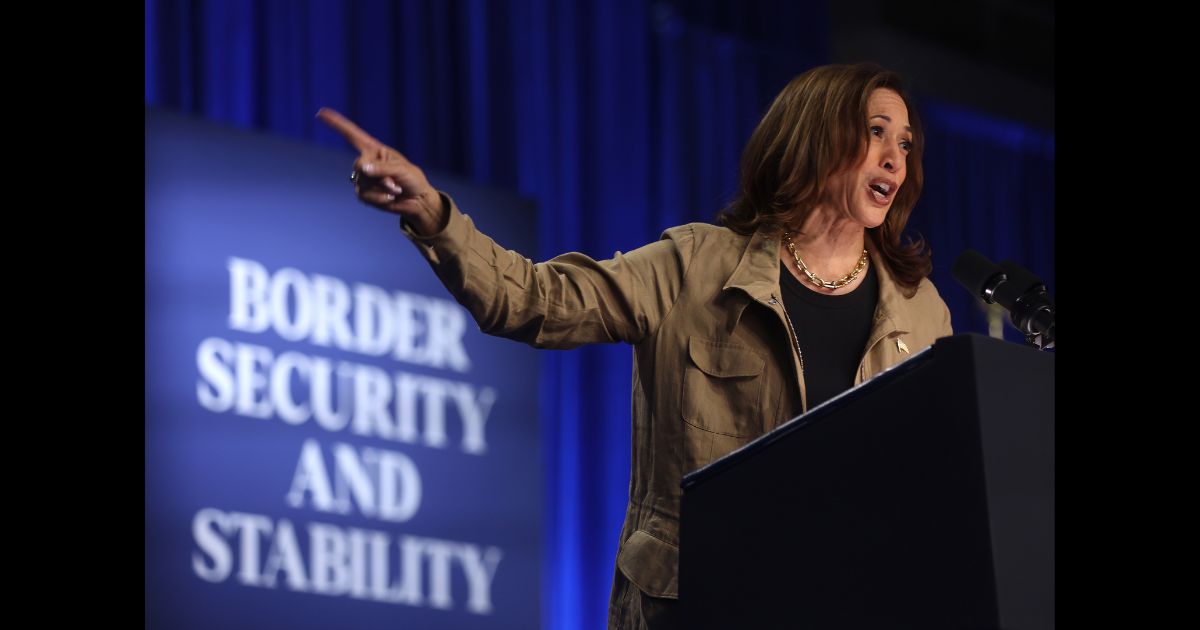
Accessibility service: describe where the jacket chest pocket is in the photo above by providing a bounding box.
[681,336,765,440]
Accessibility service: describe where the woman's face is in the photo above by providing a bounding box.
[827,87,912,229]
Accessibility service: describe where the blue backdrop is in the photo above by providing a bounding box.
[146,2,1054,628]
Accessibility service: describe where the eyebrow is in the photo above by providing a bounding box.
[870,114,912,134]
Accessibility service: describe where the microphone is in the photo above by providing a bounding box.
[952,250,1055,350]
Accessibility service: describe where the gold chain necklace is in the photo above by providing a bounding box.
[783,231,868,290]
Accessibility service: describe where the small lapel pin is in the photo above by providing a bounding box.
[896,338,909,354]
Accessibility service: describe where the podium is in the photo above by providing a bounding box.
[679,334,1054,629]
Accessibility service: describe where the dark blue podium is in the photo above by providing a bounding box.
[679,334,1054,629]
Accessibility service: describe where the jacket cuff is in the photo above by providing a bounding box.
[399,191,474,266]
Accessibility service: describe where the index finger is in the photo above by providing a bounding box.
[316,107,381,152]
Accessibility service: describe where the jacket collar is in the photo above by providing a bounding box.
[721,228,779,302]
[865,243,911,337]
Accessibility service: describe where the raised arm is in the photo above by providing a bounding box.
[316,108,694,349]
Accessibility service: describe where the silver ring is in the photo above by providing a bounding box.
[350,171,360,184]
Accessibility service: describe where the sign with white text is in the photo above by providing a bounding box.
[146,109,541,629]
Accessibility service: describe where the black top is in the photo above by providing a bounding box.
[778,260,879,409]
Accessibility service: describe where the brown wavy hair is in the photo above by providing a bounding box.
[717,62,932,294]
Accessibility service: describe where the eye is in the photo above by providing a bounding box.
[870,125,884,137]
[900,139,913,152]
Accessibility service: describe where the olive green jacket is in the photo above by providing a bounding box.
[403,194,953,603]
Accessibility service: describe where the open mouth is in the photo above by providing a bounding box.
[868,180,896,204]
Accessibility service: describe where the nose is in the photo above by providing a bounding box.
[880,144,903,173]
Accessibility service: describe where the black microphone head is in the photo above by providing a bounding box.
[998,260,1046,294]
[952,250,1006,303]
